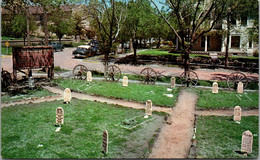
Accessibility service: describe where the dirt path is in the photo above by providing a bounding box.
[149,90,198,158]
[44,86,173,114]
[196,109,258,116]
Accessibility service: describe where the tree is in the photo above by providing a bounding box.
[48,8,73,42]
[2,0,35,45]
[11,14,37,45]
[30,0,67,45]
[221,0,258,68]
[125,0,155,62]
[86,0,127,67]
[150,0,225,74]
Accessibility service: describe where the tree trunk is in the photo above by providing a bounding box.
[26,8,31,46]
[43,10,49,46]
[129,38,134,52]
[225,17,230,69]
[121,42,125,54]
[156,37,161,48]
[133,39,137,62]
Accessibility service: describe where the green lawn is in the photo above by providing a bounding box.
[1,46,12,55]
[1,87,56,103]
[52,78,180,107]
[1,99,165,159]
[195,88,258,109]
[137,49,174,56]
[196,116,258,159]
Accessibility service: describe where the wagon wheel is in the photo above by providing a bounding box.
[139,67,157,85]
[227,72,248,90]
[180,71,198,87]
[1,69,12,88]
[105,65,121,82]
[72,64,88,80]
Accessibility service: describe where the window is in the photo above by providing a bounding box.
[249,38,252,48]
[241,15,247,26]
[201,36,210,48]
[231,36,240,48]
[231,16,236,25]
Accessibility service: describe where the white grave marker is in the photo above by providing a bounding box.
[56,107,64,124]
[64,88,71,104]
[145,100,153,116]
[122,76,128,87]
[241,130,253,154]
[234,106,242,121]
[212,82,218,93]
[237,82,243,93]
[171,76,176,88]
[87,71,92,82]
[102,130,108,154]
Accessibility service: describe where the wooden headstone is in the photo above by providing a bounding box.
[64,88,71,104]
[241,130,253,154]
[212,82,218,93]
[145,100,153,116]
[234,106,242,121]
[123,76,128,87]
[102,130,108,154]
[56,107,64,124]
[171,76,176,88]
[237,82,243,93]
[87,71,92,82]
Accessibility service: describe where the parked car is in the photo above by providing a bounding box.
[49,41,64,51]
[72,45,94,58]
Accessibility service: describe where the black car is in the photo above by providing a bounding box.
[72,45,93,58]
[49,41,64,51]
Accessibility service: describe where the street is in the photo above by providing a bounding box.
[1,47,258,81]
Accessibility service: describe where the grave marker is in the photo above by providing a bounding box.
[123,76,128,87]
[145,100,153,116]
[56,107,64,124]
[241,130,253,154]
[64,88,71,104]
[171,77,176,88]
[87,71,92,82]
[212,82,218,93]
[234,106,242,121]
[237,82,243,93]
[102,130,108,154]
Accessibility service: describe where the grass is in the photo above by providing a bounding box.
[2,36,22,40]
[137,49,259,61]
[196,116,258,159]
[52,78,180,107]
[195,88,259,109]
[1,87,56,103]
[54,66,70,72]
[1,46,12,55]
[137,49,173,56]
[1,99,165,158]
[89,70,258,90]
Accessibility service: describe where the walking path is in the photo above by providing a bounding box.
[196,109,258,116]
[149,90,198,158]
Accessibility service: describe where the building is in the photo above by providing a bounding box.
[175,17,258,56]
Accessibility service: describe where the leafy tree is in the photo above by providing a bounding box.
[221,0,258,68]
[48,9,73,42]
[30,0,67,45]
[125,0,155,61]
[86,0,127,67]
[11,14,37,45]
[2,0,35,45]
[151,0,226,76]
